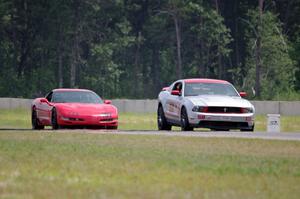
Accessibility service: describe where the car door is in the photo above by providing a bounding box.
[37,92,53,124]
[165,81,183,123]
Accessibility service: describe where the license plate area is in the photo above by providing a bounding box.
[220,116,232,121]
[206,116,232,121]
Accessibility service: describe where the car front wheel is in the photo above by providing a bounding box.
[241,125,254,132]
[157,105,171,130]
[181,107,193,131]
[51,109,61,130]
[107,126,118,130]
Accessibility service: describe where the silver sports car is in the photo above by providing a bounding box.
[157,78,255,131]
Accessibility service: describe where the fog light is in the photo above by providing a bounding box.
[198,115,205,119]
[245,117,252,121]
[61,116,70,121]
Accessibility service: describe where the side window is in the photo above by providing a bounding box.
[46,92,53,102]
[172,82,182,92]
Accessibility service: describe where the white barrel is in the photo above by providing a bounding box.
[267,114,280,133]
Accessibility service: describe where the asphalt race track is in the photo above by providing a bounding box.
[2,129,298,141]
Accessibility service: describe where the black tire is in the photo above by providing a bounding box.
[241,125,254,132]
[107,126,118,130]
[211,129,229,131]
[180,107,193,131]
[51,108,60,130]
[32,109,44,130]
[157,105,171,130]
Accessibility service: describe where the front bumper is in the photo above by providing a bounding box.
[58,114,118,127]
[189,112,254,130]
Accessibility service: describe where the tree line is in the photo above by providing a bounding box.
[0,0,299,100]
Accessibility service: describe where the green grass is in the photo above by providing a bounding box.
[118,112,157,130]
[0,132,300,198]
[1,108,300,131]
[254,115,300,132]
[0,109,31,129]
[1,109,300,198]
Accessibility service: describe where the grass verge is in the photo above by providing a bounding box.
[0,131,300,198]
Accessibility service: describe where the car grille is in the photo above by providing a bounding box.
[207,107,241,113]
[100,118,114,122]
[69,118,84,121]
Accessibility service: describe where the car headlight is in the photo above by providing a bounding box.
[241,107,254,113]
[192,106,208,112]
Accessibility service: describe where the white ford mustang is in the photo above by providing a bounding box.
[157,78,255,131]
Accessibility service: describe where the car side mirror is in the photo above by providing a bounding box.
[171,90,181,96]
[40,98,48,103]
[104,100,112,104]
[239,92,247,97]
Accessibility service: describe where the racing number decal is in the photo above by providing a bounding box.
[168,101,176,112]
[167,99,181,119]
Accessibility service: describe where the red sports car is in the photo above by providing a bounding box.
[31,88,118,130]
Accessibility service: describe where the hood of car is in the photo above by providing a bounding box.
[56,103,117,115]
[187,95,253,108]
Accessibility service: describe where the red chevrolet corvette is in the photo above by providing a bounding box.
[31,88,118,129]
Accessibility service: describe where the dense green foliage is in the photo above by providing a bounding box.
[0,0,299,99]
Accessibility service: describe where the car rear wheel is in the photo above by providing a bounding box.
[157,105,171,130]
[51,109,61,130]
[32,109,44,130]
[181,107,193,131]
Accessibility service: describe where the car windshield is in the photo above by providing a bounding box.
[184,83,239,97]
[52,91,103,103]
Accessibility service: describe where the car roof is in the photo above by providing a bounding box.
[183,78,230,84]
[52,88,93,92]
